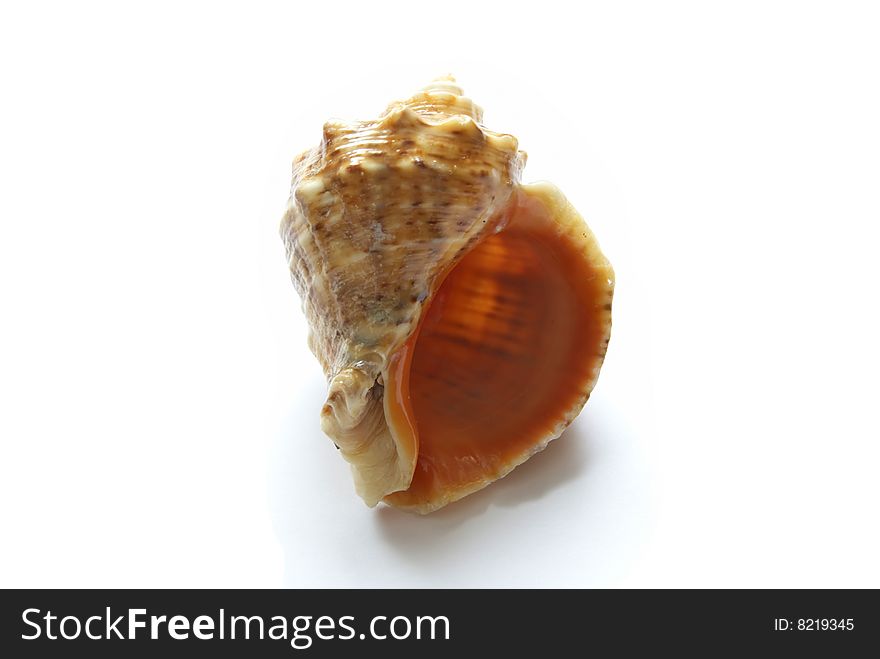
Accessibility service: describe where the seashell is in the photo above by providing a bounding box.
[281,77,614,513]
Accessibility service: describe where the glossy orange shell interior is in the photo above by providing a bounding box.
[384,188,611,510]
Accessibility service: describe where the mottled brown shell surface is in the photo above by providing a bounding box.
[281,78,613,513]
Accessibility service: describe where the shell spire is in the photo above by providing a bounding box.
[384,75,484,123]
[422,74,464,94]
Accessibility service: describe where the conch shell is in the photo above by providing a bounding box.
[281,77,614,513]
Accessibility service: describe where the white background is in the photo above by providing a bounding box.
[1,1,878,588]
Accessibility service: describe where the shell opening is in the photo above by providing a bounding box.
[383,186,612,512]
